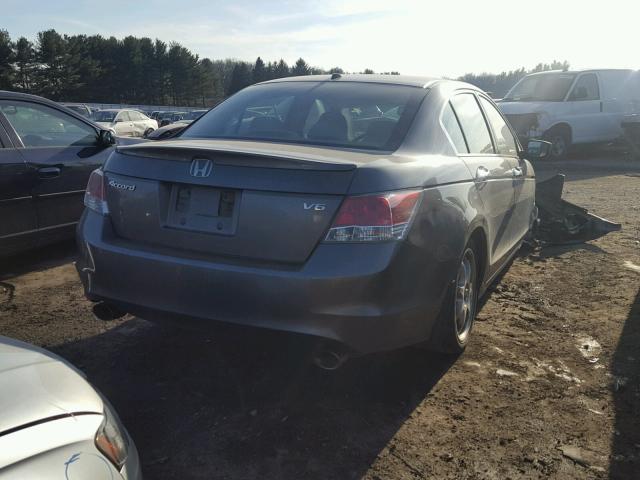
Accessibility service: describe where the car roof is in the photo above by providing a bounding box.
[524,68,636,77]
[0,89,66,105]
[0,91,103,128]
[259,74,442,89]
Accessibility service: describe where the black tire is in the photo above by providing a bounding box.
[544,128,571,160]
[428,241,480,354]
[143,128,154,138]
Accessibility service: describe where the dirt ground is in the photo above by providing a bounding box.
[1,156,639,480]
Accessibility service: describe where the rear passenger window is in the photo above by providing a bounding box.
[441,103,468,153]
[450,94,494,154]
[0,100,97,148]
[478,97,518,156]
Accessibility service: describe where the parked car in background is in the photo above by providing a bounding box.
[186,109,208,121]
[77,75,545,367]
[146,120,190,140]
[158,111,186,127]
[499,69,640,159]
[147,110,209,139]
[94,109,158,137]
[0,90,116,255]
[0,336,141,479]
[60,103,93,118]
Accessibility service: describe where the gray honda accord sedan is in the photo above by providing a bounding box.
[76,75,540,360]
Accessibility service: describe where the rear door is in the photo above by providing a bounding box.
[129,111,145,137]
[448,92,519,272]
[564,73,604,142]
[477,95,535,245]
[0,118,37,252]
[0,99,111,233]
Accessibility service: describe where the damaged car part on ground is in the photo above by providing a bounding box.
[77,74,547,367]
[535,174,622,245]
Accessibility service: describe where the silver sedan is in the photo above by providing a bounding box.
[0,336,142,479]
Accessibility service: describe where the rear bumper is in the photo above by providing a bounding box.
[76,211,452,354]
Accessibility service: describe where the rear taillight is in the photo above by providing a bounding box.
[325,190,422,242]
[84,169,108,215]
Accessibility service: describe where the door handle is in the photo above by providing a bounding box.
[476,166,490,180]
[38,166,61,179]
[511,166,523,178]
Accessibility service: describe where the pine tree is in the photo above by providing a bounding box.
[34,30,82,100]
[252,57,266,84]
[291,58,310,76]
[228,62,251,95]
[0,30,14,90]
[13,37,34,91]
[274,59,289,78]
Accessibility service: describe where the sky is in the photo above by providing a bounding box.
[3,0,639,78]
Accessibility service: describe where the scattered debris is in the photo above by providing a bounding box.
[463,361,482,369]
[576,335,602,364]
[440,453,454,462]
[623,260,640,273]
[496,368,519,377]
[560,445,590,467]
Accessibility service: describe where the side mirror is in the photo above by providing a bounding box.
[98,129,116,146]
[522,139,552,160]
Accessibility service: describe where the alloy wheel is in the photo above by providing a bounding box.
[454,249,476,343]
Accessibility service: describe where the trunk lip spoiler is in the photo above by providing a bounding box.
[117,144,359,171]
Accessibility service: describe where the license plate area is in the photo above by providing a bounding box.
[166,184,239,235]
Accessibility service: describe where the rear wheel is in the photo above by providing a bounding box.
[428,242,479,354]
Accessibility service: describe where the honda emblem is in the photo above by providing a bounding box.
[190,159,213,178]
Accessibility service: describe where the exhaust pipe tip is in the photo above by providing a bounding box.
[313,344,350,370]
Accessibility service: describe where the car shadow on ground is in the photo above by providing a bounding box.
[610,287,640,479]
[532,242,608,260]
[0,240,76,281]
[54,320,456,479]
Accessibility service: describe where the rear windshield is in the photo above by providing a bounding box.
[503,73,577,102]
[181,82,427,151]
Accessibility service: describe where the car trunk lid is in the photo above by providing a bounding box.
[103,140,362,264]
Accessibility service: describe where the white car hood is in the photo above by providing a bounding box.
[0,337,103,435]
[498,101,554,115]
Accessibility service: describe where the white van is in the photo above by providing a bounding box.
[499,69,640,159]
